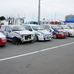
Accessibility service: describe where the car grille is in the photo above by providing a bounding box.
[25,35,31,40]
[44,34,51,38]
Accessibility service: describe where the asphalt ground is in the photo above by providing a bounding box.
[0,37,74,74]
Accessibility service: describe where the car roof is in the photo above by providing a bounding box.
[24,24,40,26]
[42,24,52,27]
[42,24,52,25]
[60,25,67,26]
[42,24,59,26]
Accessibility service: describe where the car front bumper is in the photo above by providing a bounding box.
[0,39,7,46]
[38,34,52,41]
[57,33,68,38]
[20,35,35,42]
[68,33,74,36]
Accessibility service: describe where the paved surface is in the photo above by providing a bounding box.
[0,37,74,74]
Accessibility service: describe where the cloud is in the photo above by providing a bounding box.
[0,0,74,21]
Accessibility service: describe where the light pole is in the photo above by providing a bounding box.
[38,0,41,25]
[55,12,56,21]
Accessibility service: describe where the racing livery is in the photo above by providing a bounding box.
[22,24,52,41]
[59,25,74,37]
[42,24,68,38]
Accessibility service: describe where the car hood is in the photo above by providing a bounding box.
[37,30,51,34]
[14,30,34,35]
[56,29,66,32]
[63,29,74,32]
[0,32,6,38]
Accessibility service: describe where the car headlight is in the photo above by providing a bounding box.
[36,33,44,36]
[0,37,6,40]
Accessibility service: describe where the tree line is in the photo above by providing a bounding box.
[0,16,5,20]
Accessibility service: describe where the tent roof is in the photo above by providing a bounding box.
[65,17,74,23]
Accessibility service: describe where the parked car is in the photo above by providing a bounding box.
[0,25,35,44]
[0,23,4,28]
[0,32,7,46]
[67,25,74,29]
[42,24,68,38]
[59,25,74,37]
[22,24,52,41]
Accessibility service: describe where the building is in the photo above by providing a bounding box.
[7,17,25,25]
[65,14,74,21]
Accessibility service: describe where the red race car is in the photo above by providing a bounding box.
[42,24,68,38]
[0,32,7,46]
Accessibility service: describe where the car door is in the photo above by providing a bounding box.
[5,26,13,41]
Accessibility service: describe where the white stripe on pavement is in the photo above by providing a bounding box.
[0,42,74,62]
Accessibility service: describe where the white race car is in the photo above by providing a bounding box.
[1,25,35,44]
[22,24,52,41]
[67,25,74,30]
[60,25,74,37]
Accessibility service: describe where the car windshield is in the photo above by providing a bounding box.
[72,26,74,29]
[62,26,70,29]
[32,26,44,30]
[51,25,62,29]
[12,26,26,31]
[70,25,74,29]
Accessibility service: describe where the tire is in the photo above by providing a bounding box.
[12,37,20,45]
[53,34,57,39]
[68,33,72,37]
[68,32,70,37]
[30,35,38,43]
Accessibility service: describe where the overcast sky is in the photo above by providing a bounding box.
[0,0,74,21]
